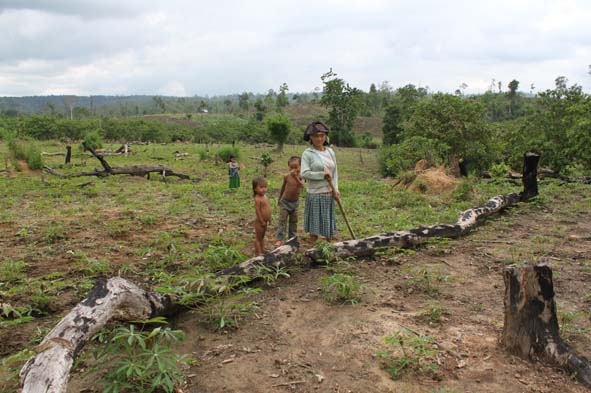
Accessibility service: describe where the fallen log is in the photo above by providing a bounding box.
[305,193,520,263]
[43,143,190,180]
[219,237,300,277]
[19,241,300,393]
[19,277,179,393]
[502,264,591,387]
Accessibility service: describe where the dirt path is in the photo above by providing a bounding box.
[147,205,591,393]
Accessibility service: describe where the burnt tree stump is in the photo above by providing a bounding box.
[64,145,71,165]
[519,152,540,201]
[502,264,591,387]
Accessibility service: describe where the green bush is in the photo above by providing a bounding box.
[92,321,188,393]
[321,273,364,304]
[216,146,240,163]
[83,130,103,150]
[489,162,510,178]
[26,145,43,170]
[378,136,449,177]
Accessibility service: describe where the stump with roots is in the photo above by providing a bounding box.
[502,264,591,387]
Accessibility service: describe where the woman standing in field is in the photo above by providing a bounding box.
[300,121,339,243]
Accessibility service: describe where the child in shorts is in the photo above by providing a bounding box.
[275,156,305,247]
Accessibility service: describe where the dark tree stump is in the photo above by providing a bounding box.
[459,159,468,177]
[502,264,591,387]
[64,145,71,165]
[519,152,540,201]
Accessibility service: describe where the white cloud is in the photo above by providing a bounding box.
[0,0,590,96]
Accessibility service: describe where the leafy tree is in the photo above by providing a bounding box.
[404,93,493,173]
[253,99,266,121]
[238,92,250,111]
[366,83,381,114]
[266,113,291,152]
[507,79,519,117]
[516,77,591,173]
[382,84,428,146]
[264,89,276,111]
[382,104,404,145]
[83,130,104,150]
[320,68,363,147]
[276,83,289,111]
[152,96,166,113]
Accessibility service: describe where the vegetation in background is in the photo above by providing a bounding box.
[266,113,291,152]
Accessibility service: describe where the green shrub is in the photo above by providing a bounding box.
[378,136,449,177]
[377,330,441,380]
[216,146,240,163]
[489,162,510,178]
[451,179,473,202]
[82,130,103,151]
[26,145,43,170]
[92,321,188,393]
[321,273,364,304]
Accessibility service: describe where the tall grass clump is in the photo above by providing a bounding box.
[216,146,240,162]
[26,145,43,170]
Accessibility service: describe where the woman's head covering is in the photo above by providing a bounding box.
[303,121,329,141]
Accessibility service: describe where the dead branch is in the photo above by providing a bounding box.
[43,144,190,180]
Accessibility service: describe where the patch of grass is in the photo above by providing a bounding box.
[416,302,448,325]
[202,288,261,330]
[321,273,364,305]
[0,260,27,283]
[402,265,449,297]
[559,309,591,340]
[42,223,69,244]
[376,329,441,380]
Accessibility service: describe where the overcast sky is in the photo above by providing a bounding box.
[1,0,590,97]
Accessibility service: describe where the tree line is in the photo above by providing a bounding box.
[1,72,590,177]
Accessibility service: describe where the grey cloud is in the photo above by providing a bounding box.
[0,0,138,20]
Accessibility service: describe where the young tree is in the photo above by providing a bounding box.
[238,92,251,112]
[507,79,520,117]
[276,83,289,111]
[517,77,591,173]
[382,103,403,145]
[253,99,266,121]
[320,68,363,147]
[382,84,427,146]
[267,113,291,152]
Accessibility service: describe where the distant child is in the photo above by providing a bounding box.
[275,156,305,247]
[227,155,241,188]
[253,176,272,255]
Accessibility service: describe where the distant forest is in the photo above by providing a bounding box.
[1,75,590,177]
[0,91,320,118]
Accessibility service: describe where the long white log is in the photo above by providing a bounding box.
[19,240,301,393]
[20,277,176,393]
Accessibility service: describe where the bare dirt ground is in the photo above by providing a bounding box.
[3,173,591,393]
